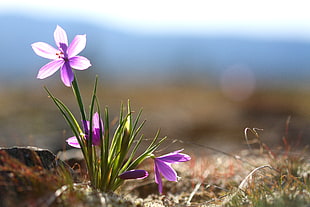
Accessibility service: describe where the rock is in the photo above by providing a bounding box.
[0,146,75,207]
[0,146,69,170]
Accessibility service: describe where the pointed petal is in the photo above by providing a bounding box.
[90,112,102,146]
[67,34,86,57]
[69,56,91,70]
[157,150,191,163]
[54,25,68,50]
[92,112,103,130]
[155,159,177,182]
[66,136,81,148]
[31,42,59,59]
[154,162,163,194]
[37,60,63,79]
[119,170,149,180]
[60,62,74,87]
[92,112,100,129]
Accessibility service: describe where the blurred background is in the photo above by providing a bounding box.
[0,0,310,153]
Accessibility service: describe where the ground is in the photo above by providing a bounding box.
[0,141,309,206]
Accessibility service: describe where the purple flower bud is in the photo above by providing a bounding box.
[66,112,103,148]
[119,170,149,180]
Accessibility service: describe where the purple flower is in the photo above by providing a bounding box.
[31,25,91,87]
[119,170,149,180]
[66,112,103,148]
[153,149,191,194]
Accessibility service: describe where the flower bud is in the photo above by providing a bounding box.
[119,170,149,180]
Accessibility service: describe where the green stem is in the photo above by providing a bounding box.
[71,75,87,122]
[71,75,97,185]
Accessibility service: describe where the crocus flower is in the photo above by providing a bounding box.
[119,170,149,180]
[31,25,91,87]
[66,112,103,148]
[153,149,191,194]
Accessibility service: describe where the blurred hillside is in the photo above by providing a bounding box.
[1,14,310,86]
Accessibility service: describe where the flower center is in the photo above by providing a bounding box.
[56,51,64,59]
[56,51,69,62]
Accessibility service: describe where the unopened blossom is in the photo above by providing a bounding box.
[31,25,91,86]
[66,112,103,148]
[119,170,149,180]
[153,149,191,194]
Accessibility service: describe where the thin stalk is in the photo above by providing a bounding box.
[94,98,104,189]
[87,76,99,186]
[71,75,87,123]
[100,107,110,191]
[127,132,166,170]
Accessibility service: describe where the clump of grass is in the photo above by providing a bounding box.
[228,126,310,206]
[225,153,309,207]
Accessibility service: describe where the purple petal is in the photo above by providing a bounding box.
[92,112,103,130]
[54,25,68,50]
[157,150,191,163]
[67,34,86,58]
[119,170,149,180]
[66,136,81,148]
[155,159,177,182]
[59,43,68,54]
[83,120,90,135]
[60,62,74,87]
[91,112,104,146]
[31,42,59,60]
[92,112,100,129]
[154,162,163,194]
[69,56,91,70]
[92,128,101,146]
[37,59,64,79]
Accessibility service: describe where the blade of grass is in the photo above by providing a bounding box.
[44,87,90,168]
[71,76,86,123]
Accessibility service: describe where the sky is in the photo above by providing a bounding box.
[1,0,310,40]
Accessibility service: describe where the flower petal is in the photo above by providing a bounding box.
[157,150,191,163]
[66,136,81,148]
[92,112,103,130]
[155,159,177,182]
[67,34,86,58]
[37,60,63,79]
[69,56,91,70]
[31,42,59,60]
[83,120,90,135]
[154,162,163,194]
[92,129,101,146]
[89,112,103,146]
[60,62,74,87]
[119,170,149,180]
[54,25,68,50]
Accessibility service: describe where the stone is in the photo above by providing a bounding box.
[0,146,68,170]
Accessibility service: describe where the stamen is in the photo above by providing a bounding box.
[55,51,64,58]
